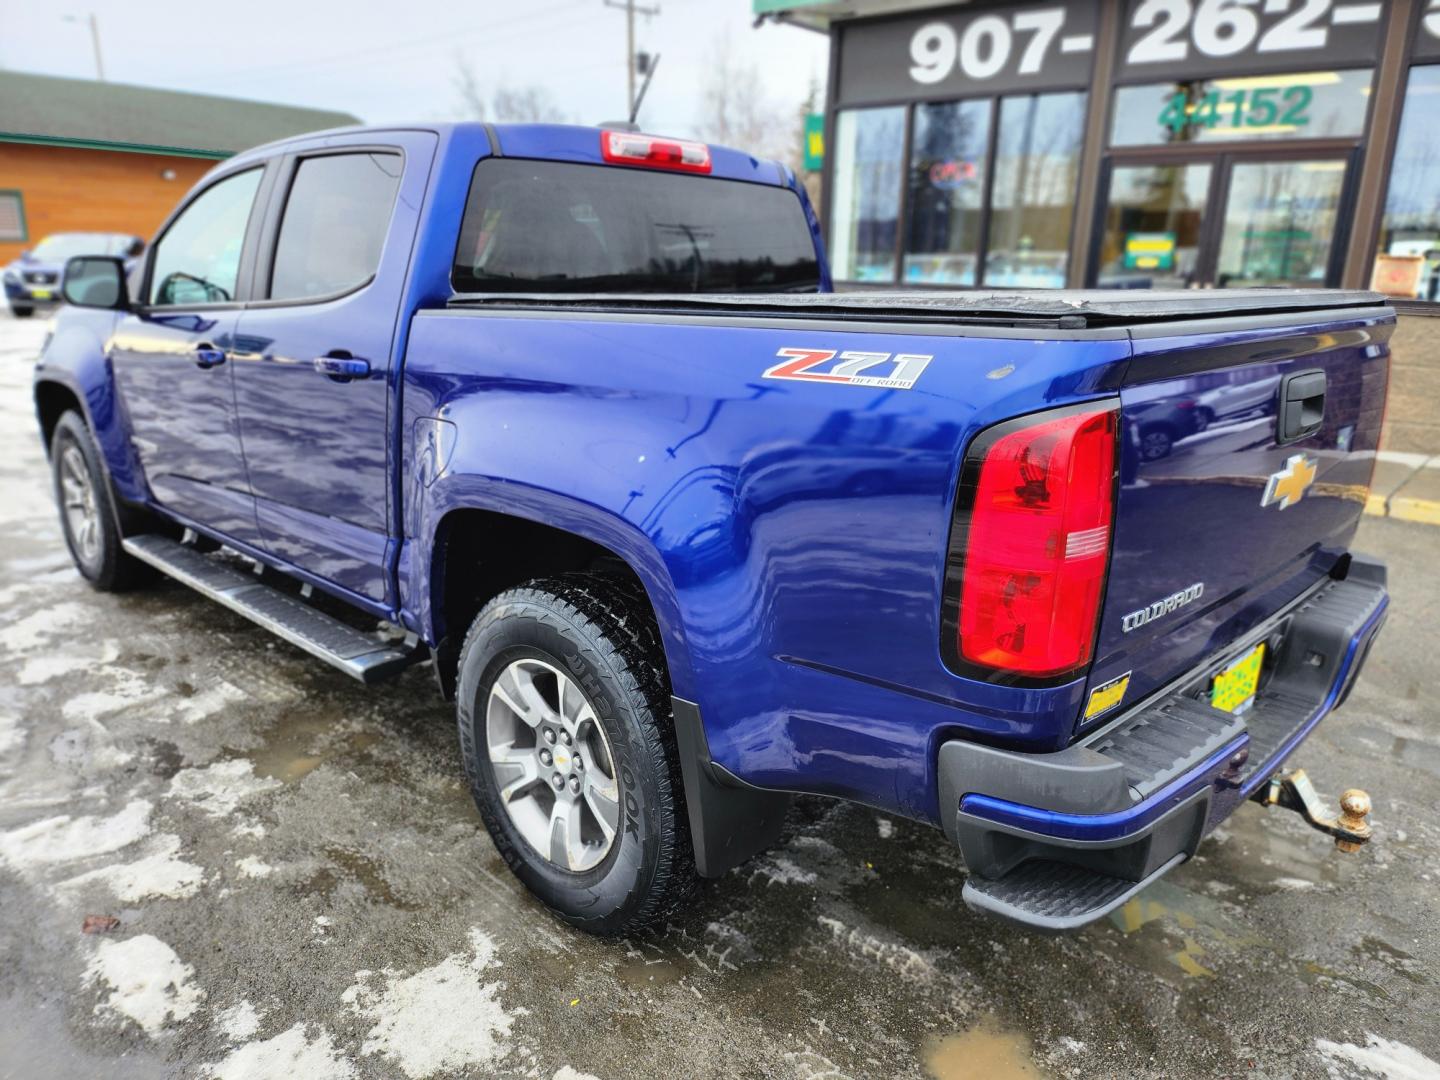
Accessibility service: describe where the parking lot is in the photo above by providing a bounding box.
[0,310,1436,1080]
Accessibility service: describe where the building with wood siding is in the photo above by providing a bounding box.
[0,70,358,265]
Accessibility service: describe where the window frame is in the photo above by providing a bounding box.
[246,144,407,310]
[829,89,1088,288]
[449,156,823,296]
[138,163,273,313]
[1368,6,1440,311]
[0,190,28,244]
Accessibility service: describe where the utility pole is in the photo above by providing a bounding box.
[603,0,659,118]
[62,13,105,80]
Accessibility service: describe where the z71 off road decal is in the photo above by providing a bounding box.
[762,348,934,390]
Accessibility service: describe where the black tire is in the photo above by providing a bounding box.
[456,574,697,934]
[50,411,150,591]
[11,305,34,318]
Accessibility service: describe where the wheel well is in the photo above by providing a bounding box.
[34,381,84,454]
[431,508,653,696]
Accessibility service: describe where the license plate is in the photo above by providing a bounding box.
[1211,641,1266,715]
[30,289,53,300]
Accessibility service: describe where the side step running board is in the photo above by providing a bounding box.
[123,535,418,684]
[961,852,1186,933]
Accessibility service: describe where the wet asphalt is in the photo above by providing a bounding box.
[0,311,1437,1080]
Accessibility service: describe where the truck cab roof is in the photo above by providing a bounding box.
[225,121,792,188]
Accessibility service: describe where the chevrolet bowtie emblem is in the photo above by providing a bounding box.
[1261,453,1317,510]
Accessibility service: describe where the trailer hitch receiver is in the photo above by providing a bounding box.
[1250,769,1372,852]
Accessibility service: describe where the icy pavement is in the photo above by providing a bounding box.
[1,311,1438,1079]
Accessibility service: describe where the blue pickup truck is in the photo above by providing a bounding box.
[35,123,1391,935]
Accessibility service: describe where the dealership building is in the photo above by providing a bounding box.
[757,0,1440,452]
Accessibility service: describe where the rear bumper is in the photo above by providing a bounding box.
[940,554,1388,931]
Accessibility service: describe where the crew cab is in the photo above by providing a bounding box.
[35,122,1391,934]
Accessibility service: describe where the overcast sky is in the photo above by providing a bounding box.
[0,0,828,139]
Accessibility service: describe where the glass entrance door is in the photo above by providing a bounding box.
[1095,162,1214,289]
[1213,158,1348,287]
[1092,153,1354,289]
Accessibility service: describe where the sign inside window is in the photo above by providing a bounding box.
[1158,84,1312,134]
[1124,232,1178,270]
[1119,0,1385,79]
[835,1,1099,105]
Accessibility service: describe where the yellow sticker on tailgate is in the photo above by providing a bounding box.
[1084,671,1131,721]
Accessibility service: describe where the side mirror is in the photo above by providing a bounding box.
[63,256,129,310]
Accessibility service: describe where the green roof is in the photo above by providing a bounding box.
[0,70,360,159]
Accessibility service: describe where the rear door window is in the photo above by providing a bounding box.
[452,159,820,293]
[269,152,402,301]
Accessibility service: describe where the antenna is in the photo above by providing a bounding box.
[629,53,660,125]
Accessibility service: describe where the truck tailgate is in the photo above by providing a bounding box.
[1080,306,1392,732]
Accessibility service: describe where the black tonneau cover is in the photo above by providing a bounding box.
[448,288,1389,329]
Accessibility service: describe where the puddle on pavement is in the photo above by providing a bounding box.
[1105,878,1260,982]
[299,845,420,910]
[245,709,381,784]
[924,1015,1046,1080]
[615,954,687,988]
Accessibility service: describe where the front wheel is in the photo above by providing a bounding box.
[455,575,696,934]
[50,411,149,591]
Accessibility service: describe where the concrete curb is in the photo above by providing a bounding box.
[1365,451,1440,525]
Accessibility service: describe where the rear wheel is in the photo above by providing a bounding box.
[50,411,149,591]
[11,305,34,318]
[455,574,696,934]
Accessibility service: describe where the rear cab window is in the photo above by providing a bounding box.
[452,158,820,294]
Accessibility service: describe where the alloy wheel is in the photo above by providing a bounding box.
[485,657,622,872]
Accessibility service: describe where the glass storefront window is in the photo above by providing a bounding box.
[904,99,991,285]
[1372,65,1440,301]
[830,107,905,283]
[1215,160,1345,287]
[1096,163,1212,289]
[984,92,1086,289]
[1111,70,1373,147]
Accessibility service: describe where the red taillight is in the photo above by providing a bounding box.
[957,405,1118,678]
[600,129,712,173]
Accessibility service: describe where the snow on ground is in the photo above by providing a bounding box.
[341,929,517,1079]
[84,934,204,1036]
[167,759,280,817]
[1316,1034,1440,1079]
[203,1023,356,1080]
[57,833,204,901]
[0,798,151,871]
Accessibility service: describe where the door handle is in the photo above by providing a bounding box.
[1279,370,1326,443]
[193,344,227,369]
[312,354,371,381]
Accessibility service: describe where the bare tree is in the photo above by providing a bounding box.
[492,85,567,123]
[453,56,569,124]
[696,37,790,161]
[454,54,488,121]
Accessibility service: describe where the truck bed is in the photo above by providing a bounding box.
[448,288,1389,328]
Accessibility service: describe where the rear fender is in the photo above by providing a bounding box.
[407,469,700,703]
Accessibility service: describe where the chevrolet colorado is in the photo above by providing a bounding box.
[35,122,1391,934]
